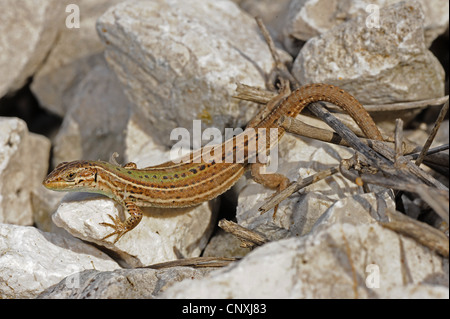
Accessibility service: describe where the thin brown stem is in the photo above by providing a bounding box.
[415,99,449,166]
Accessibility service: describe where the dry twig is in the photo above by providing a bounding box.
[218,219,269,248]
[361,95,449,112]
[394,118,404,165]
[255,17,298,89]
[415,99,449,167]
[340,155,449,223]
[380,209,449,257]
[144,256,239,269]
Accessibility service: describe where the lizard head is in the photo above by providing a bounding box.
[43,160,99,192]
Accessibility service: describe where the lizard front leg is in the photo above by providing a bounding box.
[122,162,137,169]
[100,199,142,243]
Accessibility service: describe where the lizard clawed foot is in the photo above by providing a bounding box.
[100,214,130,244]
[99,200,143,244]
[258,179,289,219]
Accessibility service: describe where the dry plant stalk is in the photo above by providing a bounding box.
[380,209,449,257]
[145,256,239,269]
[218,219,269,248]
[415,99,449,166]
[340,156,449,222]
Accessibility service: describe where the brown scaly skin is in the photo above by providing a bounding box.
[43,84,383,243]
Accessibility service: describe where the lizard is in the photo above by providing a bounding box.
[43,83,384,243]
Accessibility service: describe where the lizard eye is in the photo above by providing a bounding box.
[66,172,76,181]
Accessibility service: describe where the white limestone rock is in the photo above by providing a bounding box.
[161,194,448,298]
[0,117,51,225]
[283,0,449,47]
[31,185,67,233]
[52,193,218,267]
[123,112,175,167]
[51,63,132,165]
[30,0,125,116]
[96,0,291,147]
[0,223,120,298]
[38,267,210,299]
[383,284,449,299]
[292,0,445,104]
[0,0,63,97]
[203,229,251,258]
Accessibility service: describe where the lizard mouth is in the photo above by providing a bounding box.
[42,179,60,190]
[42,176,75,190]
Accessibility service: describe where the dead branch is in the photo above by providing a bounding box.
[144,256,239,269]
[339,156,449,223]
[380,209,449,257]
[218,219,269,248]
[415,98,449,166]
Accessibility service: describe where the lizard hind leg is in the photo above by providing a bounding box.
[100,200,143,244]
[250,163,289,219]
